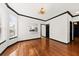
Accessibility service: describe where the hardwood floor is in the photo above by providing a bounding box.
[1,37,79,56]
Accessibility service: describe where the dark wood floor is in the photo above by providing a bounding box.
[1,37,79,56]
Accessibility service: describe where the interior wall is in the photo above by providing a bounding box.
[0,4,9,53]
[72,16,79,22]
[0,4,9,43]
[46,14,70,43]
[18,16,44,41]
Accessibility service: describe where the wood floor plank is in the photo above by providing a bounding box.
[1,37,79,56]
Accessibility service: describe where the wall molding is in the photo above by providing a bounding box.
[50,38,70,44]
[5,3,46,21]
[5,3,79,22]
[46,11,68,21]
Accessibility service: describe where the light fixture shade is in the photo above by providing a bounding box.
[39,8,45,14]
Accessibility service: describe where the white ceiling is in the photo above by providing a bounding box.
[8,3,79,20]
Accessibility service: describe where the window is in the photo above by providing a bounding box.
[9,14,18,39]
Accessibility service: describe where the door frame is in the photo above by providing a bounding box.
[70,21,74,42]
[40,24,46,37]
[40,24,50,38]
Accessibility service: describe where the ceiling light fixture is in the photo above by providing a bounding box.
[39,7,45,15]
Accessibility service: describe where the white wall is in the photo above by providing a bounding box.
[46,14,70,43]
[67,14,72,41]
[0,4,9,53]
[0,4,9,43]
[72,16,79,22]
[18,16,44,41]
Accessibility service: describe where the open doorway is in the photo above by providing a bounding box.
[73,21,79,41]
[40,24,49,38]
[74,22,79,37]
[70,21,79,43]
[40,24,50,50]
[46,24,49,38]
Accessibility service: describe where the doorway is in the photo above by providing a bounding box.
[46,24,49,38]
[70,21,79,43]
[73,21,79,42]
[40,24,50,50]
[40,24,49,38]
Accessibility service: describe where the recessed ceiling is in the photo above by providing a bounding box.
[8,3,79,20]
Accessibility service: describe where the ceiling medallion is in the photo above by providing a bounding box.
[39,8,45,15]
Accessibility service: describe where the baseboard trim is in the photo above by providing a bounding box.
[0,37,41,56]
[18,37,41,42]
[9,36,18,40]
[41,36,46,38]
[49,38,70,44]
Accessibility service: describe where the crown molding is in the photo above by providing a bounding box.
[5,3,46,21]
[5,3,79,22]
